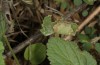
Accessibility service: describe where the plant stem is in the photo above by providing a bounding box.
[3,35,20,65]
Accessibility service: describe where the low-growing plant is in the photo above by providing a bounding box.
[39,15,98,65]
[0,0,99,65]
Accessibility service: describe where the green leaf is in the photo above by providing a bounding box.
[0,11,6,40]
[77,34,90,43]
[54,0,69,9]
[83,0,96,5]
[82,10,88,17]
[82,42,92,51]
[47,37,97,65]
[74,0,82,6]
[84,27,92,35]
[53,22,77,35]
[82,51,97,65]
[95,43,100,53]
[24,43,46,65]
[0,41,5,65]
[71,23,78,32]
[84,27,96,35]
[84,27,96,39]
[40,15,54,36]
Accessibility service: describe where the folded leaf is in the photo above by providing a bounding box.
[47,37,97,65]
[40,15,54,36]
[53,22,77,35]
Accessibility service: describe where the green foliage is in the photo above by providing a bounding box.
[77,34,90,43]
[55,0,96,9]
[71,23,78,32]
[41,15,78,36]
[84,27,96,35]
[95,43,100,53]
[83,0,96,5]
[0,11,6,40]
[74,0,82,6]
[47,37,97,65]
[54,0,69,10]
[77,28,100,51]
[40,15,54,36]
[77,33,93,51]
[84,27,96,39]
[0,41,5,65]
[81,51,97,65]
[82,42,92,51]
[82,10,88,17]
[53,22,78,35]
[24,43,46,65]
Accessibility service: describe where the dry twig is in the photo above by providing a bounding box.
[77,6,100,32]
[5,31,43,57]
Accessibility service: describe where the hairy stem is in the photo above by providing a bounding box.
[3,35,20,65]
